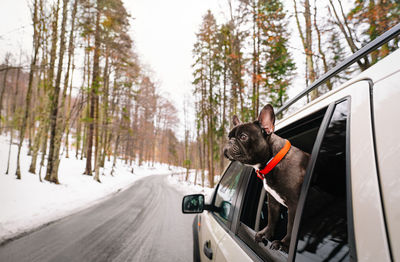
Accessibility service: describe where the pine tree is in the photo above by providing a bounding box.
[348,0,400,64]
[192,10,221,188]
[260,0,295,108]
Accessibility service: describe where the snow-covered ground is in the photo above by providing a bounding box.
[167,170,215,202]
[0,135,190,244]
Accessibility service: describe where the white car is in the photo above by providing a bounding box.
[182,24,400,262]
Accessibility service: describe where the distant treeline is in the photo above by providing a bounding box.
[0,0,183,184]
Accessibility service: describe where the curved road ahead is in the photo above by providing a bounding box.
[0,175,196,262]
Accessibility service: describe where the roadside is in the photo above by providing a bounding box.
[0,135,186,244]
[167,170,215,202]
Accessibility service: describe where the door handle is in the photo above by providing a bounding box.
[203,240,213,260]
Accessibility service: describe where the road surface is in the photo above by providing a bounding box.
[0,175,196,262]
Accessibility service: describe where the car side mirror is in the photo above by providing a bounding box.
[182,194,205,214]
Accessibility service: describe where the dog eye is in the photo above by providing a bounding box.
[239,133,248,141]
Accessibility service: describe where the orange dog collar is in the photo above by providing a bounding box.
[256,140,291,180]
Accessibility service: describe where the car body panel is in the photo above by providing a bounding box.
[215,230,253,262]
[345,81,391,261]
[193,215,201,262]
[199,211,226,261]
[372,68,400,262]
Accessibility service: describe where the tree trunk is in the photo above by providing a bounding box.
[304,0,317,99]
[219,64,227,175]
[29,48,47,174]
[45,0,69,184]
[85,0,101,176]
[111,134,120,176]
[15,0,43,179]
[64,0,78,158]
[100,50,110,168]
[313,1,332,90]
[0,68,9,131]
[75,110,82,158]
[293,0,317,99]
[38,128,49,182]
[29,118,44,173]
[328,0,369,71]
[94,85,101,183]
[6,66,20,174]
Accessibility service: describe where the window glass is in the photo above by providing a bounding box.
[214,161,244,224]
[296,100,351,261]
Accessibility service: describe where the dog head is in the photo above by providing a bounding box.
[223,104,276,168]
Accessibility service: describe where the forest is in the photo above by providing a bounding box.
[0,0,399,187]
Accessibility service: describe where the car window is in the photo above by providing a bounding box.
[295,100,353,261]
[236,107,327,262]
[213,161,245,225]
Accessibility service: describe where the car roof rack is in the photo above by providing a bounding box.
[276,22,400,116]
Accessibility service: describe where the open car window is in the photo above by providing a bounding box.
[236,107,327,261]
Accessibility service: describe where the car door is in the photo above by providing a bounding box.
[199,161,250,261]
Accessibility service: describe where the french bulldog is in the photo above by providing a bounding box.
[223,104,309,252]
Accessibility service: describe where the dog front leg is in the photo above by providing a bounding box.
[271,203,296,252]
[255,192,280,243]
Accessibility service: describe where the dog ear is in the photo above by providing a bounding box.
[258,104,275,135]
[232,115,241,126]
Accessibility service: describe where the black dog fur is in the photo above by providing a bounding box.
[223,104,309,251]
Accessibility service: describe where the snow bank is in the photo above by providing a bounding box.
[167,170,215,202]
[0,135,185,244]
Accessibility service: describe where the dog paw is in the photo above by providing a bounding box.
[255,231,264,243]
[255,227,274,243]
[270,240,288,253]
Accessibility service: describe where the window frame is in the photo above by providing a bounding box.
[208,162,265,262]
[287,97,357,261]
[231,106,330,262]
[211,161,252,232]
[228,165,274,262]
[227,97,356,262]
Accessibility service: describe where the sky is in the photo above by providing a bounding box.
[125,0,227,137]
[126,0,225,100]
[0,1,32,58]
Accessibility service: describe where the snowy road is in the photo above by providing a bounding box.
[0,175,195,262]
